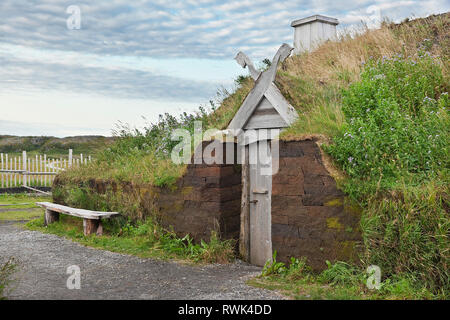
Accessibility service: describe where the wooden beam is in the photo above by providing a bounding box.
[44,209,59,226]
[228,44,298,131]
[234,51,261,80]
[239,145,250,261]
[36,202,119,220]
[23,185,51,195]
[83,218,100,236]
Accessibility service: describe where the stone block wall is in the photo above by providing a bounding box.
[156,163,242,242]
[154,141,242,242]
[271,139,362,271]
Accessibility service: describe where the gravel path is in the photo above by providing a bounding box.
[0,221,283,300]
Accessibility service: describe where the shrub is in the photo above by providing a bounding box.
[196,232,236,264]
[261,251,287,277]
[361,182,449,290]
[327,53,448,181]
[327,52,449,292]
[284,257,312,281]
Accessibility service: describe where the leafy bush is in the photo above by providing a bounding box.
[327,53,448,181]
[283,257,312,281]
[361,182,449,291]
[261,251,287,276]
[261,253,312,279]
[98,218,236,263]
[326,52,449,292]
[103,106,211,163]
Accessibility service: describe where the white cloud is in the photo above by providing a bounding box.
[0,0,448,136]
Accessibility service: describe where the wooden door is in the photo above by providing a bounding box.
[248,139,273,266]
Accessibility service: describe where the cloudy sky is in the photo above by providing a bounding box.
[0,0,448,137]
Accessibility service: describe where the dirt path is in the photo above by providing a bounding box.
[0,221,283,300]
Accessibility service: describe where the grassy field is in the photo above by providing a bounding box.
[0,192,234,265]
[0,193,236,265]
[246,256,446,300]
[0,193,50,221]
[25,215,235,264]
[0,135,116,158]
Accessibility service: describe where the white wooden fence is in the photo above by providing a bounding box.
[0,149,91,188]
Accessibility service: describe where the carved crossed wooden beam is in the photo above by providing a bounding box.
[228,43,298,131]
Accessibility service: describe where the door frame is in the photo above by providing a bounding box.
[239,132,274,266]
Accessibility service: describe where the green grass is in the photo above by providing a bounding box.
[0,257,17,300]
[24,214,236,264]
[0,193,52,221]
[0,193,51,207]
[26,216,171,259]
[248,256,445,300]
[0,135,115,158]
[248,276,440,300]
[0,209,43,221]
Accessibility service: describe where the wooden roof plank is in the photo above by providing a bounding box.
[228,44,298,131]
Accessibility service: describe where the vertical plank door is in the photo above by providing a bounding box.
[248,139,273,266]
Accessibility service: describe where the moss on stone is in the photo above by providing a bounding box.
[326,217,344,230]
[181,186,193,195]
[343,198,363,218]
[335,240,359,261]
[324,197,343,207]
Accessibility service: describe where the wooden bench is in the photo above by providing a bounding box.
[36,202,120,236]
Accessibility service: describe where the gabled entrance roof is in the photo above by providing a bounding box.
[227,44,298,131]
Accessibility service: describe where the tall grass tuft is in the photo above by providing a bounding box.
[0,257,18,300]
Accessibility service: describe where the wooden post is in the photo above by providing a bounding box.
[5,154,8,187]
[27,158,31,185]
[18,157,21,187]
[14,157,17,187]
[1,153,3,188]
[31,158,34,186]
[9,157,12,187]
[35,155,38,186]
[22,151,27,186]
[239,144,251,261]
[50,159,54,185]
[83,219,101,236]
[96,220,103,236]
[44,209,59,226]
[44,154,47,186]
[68,149,73,167]
[40,155,43,186]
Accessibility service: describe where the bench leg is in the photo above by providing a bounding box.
[44,209,59,226]
[83,219,102,236]
[96,219,103,236]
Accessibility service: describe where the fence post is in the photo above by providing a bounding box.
[22,151,27,187]
[14,157,17,187]
[69,149,73,168]
[44,154,47,186]
[1,153,3,188]
[5,154,8,187]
